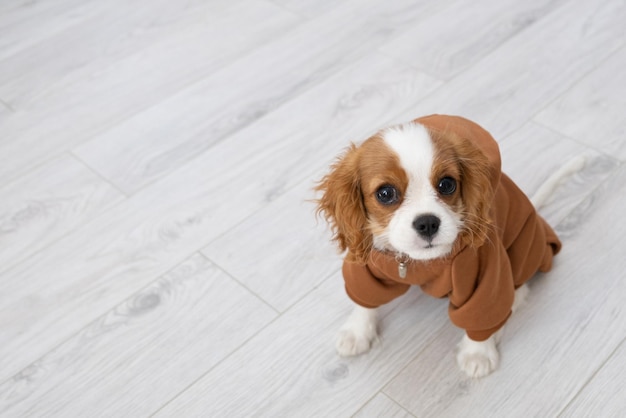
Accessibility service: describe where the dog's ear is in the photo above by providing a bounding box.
[315,145,371,264]
[454,138,494,248]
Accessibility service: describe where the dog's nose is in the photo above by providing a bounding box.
[413,214,441,239]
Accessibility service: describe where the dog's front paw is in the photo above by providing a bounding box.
[336,327,377,357]
[456,334,499,378]
[335,306,378,357]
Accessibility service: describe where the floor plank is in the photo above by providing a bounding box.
[534,45,626,161]
[388,0,626,141]
[0,0,105,61]
[379,0,567,80]
[0,98,11,114]
[0,0,287,106]
[353,394,415,418]
[271,0,354,18]
[0,0,300,186]
[202,184,341,312]
[73,0,450,194]
[0,254,276,417]
[561,339,626,417]
[0,0,86,26]
[153,280,448,417]
[0,154,125,274]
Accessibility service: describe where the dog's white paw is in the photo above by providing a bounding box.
[457,334,499,378]
[335,305,378,357]
[336,328,377,356]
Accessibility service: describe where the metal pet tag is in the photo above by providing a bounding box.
[398,261,407,279]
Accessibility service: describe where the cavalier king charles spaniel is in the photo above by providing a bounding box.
[316,114,583,378]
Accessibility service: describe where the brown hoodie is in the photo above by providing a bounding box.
[342,115,561,341]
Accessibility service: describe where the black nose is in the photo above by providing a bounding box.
[413,214,441,240]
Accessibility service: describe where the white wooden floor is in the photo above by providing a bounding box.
[1,0,625,416]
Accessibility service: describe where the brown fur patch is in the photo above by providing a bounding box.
[359,137,408,239]
[315,136,408,264]
[428,127,494,248]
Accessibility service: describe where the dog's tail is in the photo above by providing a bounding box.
[531,156,585,209]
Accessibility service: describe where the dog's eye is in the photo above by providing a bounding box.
[438,177,457,195]
[376,185,399,205]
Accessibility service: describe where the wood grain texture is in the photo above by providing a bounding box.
[389,0,626,141]
[154,280,449,417]
[202,185,341,312]
[0,98,11,114]
[383,326,468,418]
[0,0,289,106]
[271,0,354,18]
[0,154,125,274]
[534,45,626,161]
[561,339,626,417]
[383,165,626,417]
[379,0,567,80]
[0,0,87,27]
[0,0,300,186]
[353,394,415,418]
[73,0,449,194]
[0,0,105,61]
[274,0,450,21]
[0,254,276,417]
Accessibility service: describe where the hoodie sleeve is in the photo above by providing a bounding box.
[342,260,411,308]
[447,234,515,341]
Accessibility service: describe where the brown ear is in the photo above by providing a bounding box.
[454,138,494,248]
[315,145,371,264]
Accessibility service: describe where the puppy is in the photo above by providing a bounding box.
[316,114,582,378]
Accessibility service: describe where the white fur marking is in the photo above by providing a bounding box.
[379,123,462,260]
[336,304,379,357]
[457,334,500,378]
[383,123,435,192]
